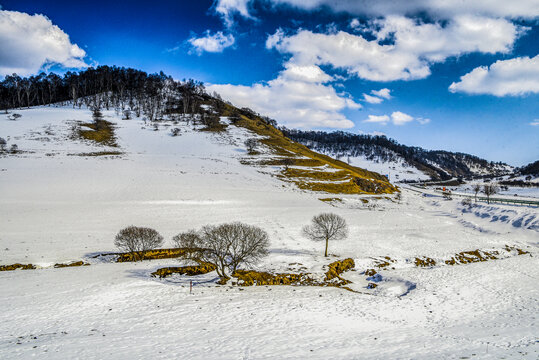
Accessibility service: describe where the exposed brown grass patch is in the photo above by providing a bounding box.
[77,120,117,147]
[231,258,355,289]
[0,263,35,271]
[54,261,90,268]
[152,262,216,278]
[414,257,436,267]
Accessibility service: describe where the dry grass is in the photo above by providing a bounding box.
[152,262,216,278]
[78,120,117,147]
[231,258,355,288]
[219,104,397,195]
[0,263,35,271]
[281,168,351,181]
[414,257,437,267]
[54,261,90,268]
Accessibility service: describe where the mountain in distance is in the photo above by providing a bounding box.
[282,129,516,182]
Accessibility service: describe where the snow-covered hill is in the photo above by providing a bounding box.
[284,129,514,181]
[1,106,538,359]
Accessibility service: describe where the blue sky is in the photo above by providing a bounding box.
[0,0,538,165]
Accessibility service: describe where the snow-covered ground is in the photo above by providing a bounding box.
[1,106,538,359]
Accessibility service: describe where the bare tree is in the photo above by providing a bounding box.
[303,213,348,257]
[244,138,258,154]
[483,183,499,204]
[175,222,269,283]
[114,226,164,261]
[472,184,481,202]
[172,230,200,250]
[0,137,6,152]
[282,158,294,170]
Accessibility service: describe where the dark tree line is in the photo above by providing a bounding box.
[518,160,539,177]
[283,129,510,180]
[0,66,208,122]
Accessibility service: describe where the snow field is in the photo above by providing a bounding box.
[0,106,537,359]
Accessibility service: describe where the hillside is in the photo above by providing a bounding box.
[283,129,513,182]
[0,67,395,195]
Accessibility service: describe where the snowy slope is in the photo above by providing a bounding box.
[1,106,538,359]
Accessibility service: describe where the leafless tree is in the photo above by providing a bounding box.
[282,158,294,170]
[175,222,269,283]
[172,230,200,251]
[0,137,6,152]
[303,213,348,257]
[114,226,164,261]
[244,138,258,154]
[472,184,481,202]
[483,183,499,204]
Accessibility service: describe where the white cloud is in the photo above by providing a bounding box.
[363,94,383,104]
[349,18,360,29]
[266,15,521,82]
[207,64,360,129]
[214,0,253,28]
[363,88,392,104]
[0,10,88,76]
[223,0,539,20]
[530,119,539,126]
[364,115,390,124]
[391,111,414,125]
[363,111,429,126]
[188,31,235,54]
[449,55,539,96]
[371,88,391,99]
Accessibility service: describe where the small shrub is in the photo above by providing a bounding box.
[461,197,473,208]
[244,138,259,154]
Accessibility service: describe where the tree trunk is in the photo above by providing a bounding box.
[325,237,329,257]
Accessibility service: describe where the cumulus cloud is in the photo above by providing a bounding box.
[0,10,88,76]
[218,0,539,21]
[214,0,253,28]
[207,64,360,129]
[363,111,429,126]
[188,31,235,54]
[391,111,414,125]
[363,94,383,104]
[266,15,521,82]
[449,55,539,96]
[371,88,391,99]
[364,115,390,124]
[363,88,392,104]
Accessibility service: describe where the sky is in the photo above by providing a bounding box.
[0,0,538,166]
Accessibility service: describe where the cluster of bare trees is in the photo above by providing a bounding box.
[471,183,499,204]
[0,66,207,122]
[114,213,349,283]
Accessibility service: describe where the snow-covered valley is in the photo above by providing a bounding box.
[1,107,538,359]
